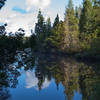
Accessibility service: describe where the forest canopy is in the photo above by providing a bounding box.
[0,0,100,59]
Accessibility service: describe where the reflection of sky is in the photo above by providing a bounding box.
[72,90,82,100]
[8,68,83,100]
[25,70,50,90]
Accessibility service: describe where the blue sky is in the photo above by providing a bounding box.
[0,0,82,36]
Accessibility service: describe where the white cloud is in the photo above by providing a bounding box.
[26,71,38,88]
[25,70,50,90]
[26,0,51,11]
[0,5,37,36]
[0,0,64,36]
[6,12,37,36]
[42,78,50,89]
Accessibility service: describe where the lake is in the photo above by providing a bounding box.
[0,49,100,100]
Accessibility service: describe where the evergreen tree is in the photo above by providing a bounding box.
[15,28,25,48]
[0,0,6,9]
[75,6,82,19]
[75,7,79,18]
[68,0,73,9]
[35,9,46,44]
[46,21,65,50]
[46,17,52,37]
[79,0,93,34]
[0,24,7,36]
[92,0,100,35]
[53,14,59,28]
[29,30,36,48]
[64,0,79,52]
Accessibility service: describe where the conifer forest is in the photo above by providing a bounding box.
[0,0,100,100]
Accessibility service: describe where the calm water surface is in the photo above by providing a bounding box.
[0,49,100,100]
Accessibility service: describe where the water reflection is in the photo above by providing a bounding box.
[0,49,100,100]
[26,70,50,90]
[25,70,38,89]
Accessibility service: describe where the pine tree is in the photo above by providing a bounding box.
[45,21,65,50]
[79,0,93,34]
[75,6,82,19]
[30,30,36,48]
[35,9,46,44]
[53,14,59,28]
[46,17,52,37]
[64,0,79,52]
[92,0,100,35]
[68,0,73,9]
[75,7,79,18]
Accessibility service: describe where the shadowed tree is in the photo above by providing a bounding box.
[53,14,59,28]
[0,0,7,9]
[79,0,93,34]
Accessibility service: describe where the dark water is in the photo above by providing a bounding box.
[0,49,100,100]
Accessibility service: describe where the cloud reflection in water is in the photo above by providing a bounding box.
[25,70,50,90]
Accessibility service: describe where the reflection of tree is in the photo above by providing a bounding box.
[0,51,20,100]
[35,56,52,90]
[61,58,80,100]
[0,88,10,100]
[79,63,100,100]
[15,49,35,71]
[35,54,100,100]
[0,49,100,100]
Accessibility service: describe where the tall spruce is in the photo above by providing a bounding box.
[92,0,100,35]
[79,0,93,34]
[46,17,52,37]
[64,0,79,52]
[53,14,59,28]
[75,6,82,19]
[35,9,46,44]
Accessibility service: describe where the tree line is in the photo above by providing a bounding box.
[31,0,100,58]
[0,0,100,59]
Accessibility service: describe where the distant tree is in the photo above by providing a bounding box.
[45,21,65,50]
[15,28,25,38]
[0,24,7,36]
[35,9,46,45]
[46,17,52,37]
[15,28,25,48]
[53,14,59,28]
[75,7,79,18]
[29,29,36,48]
[75,6,82,19]
[79,0,93,34]
[68,0,73,9]
[0,0,6,9]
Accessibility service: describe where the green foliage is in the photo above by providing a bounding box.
[35,10,46,43]
[53,14,59,28]
[30,34,36,49]
[35,9,51,49]
[80,0,93,34]
[75,6,82,19]
[68,0,73,10]
[45,21,65,50]
[64,0,79,53]
[0,0,100,59]
[46,17,52,36]
[92,0,100,35]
